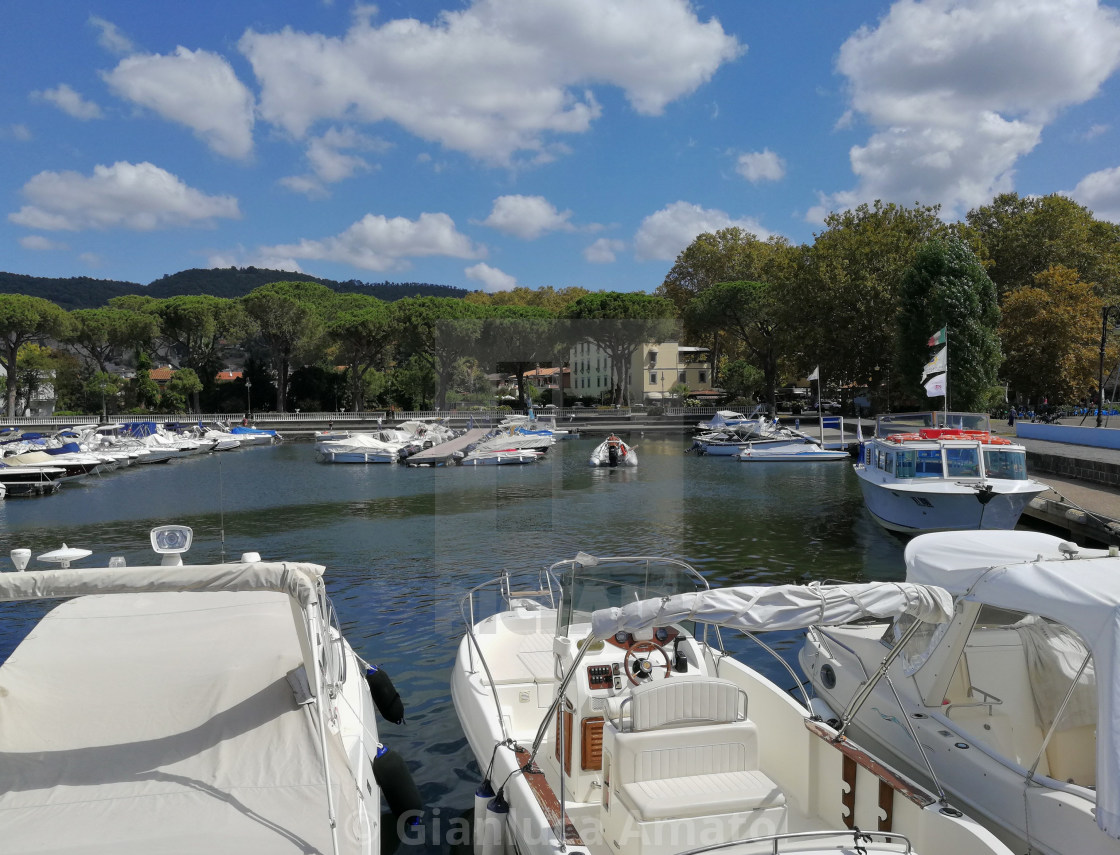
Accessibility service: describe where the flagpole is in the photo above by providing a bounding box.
[817,370,825,447]
[944,326,949,425]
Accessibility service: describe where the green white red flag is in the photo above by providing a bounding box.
[927,326,946,346]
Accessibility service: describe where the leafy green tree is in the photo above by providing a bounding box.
[686,280,785,415]
[788,201,947,410]
[132,349,161,411]
[394,297,487,409]
[483,306,561,407]
[565,292,677,405]
[962,193,1120,299]
[242,282,333,411]
[165,368,202,413]
[153,296,250,411]
[327,296,394,412]
[15,343,59,415]
[465,285,590,313]
[1000,266,1109,404]
[387,353,436,410]
[65,307,158,372]
[86,371,123,419]
[897,238,1001,411]
[0,294,68,416]
[721,359,764,401]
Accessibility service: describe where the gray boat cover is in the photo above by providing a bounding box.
[0,573,361,854]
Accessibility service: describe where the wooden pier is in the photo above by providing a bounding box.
[404,428,492,466]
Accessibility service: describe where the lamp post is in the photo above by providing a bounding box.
[245,378,252,418]
[1097,305,1120,427]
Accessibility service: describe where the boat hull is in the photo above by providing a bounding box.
[855,471,1043,532]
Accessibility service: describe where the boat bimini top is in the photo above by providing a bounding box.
[903,529,1120,839]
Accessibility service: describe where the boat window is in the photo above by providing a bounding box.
[983,449,1028,480]
[950,605,1096,786]
[912,448,944,478]
[895,450,916,478]
[944,446,980,478]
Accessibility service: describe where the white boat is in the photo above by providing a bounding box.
[589,434,637,467]
[0,461,66,496]
[0,525,421,854]
[735,443,850,462]
[696,407,769,432]
[460,448,544,465]
[692,423,815,456]
[800,530,1120,855]
[317,432,402,464]
[452,555,1015,855]
[854,413,1047,533]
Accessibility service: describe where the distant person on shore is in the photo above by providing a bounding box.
[1008,407,1016,427]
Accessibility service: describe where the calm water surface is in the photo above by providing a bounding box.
[0,435,906,850]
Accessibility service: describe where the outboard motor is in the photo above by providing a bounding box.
[607,444,620,466]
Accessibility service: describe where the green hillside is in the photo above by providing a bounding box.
[0,268,470,309]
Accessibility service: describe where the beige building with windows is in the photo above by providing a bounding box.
[568,340,712,403]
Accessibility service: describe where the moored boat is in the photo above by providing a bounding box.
[452,554,1015,855]
[800,530,1120,855]
[589,434,637,467]
[854,412,1046,533]
[0,525,422,853]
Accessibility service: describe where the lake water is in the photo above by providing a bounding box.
[0,435,907,851]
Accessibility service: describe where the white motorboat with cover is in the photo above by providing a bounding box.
[452,555,1015,855]
[696,408,771,433]
[800,530,1120,855]
[0,525,421,854]
[854,412,1046,533]
[734,443,850,462]
[589,434,637,467]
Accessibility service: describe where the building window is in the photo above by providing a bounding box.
[679,372,687,383]
[649,372,657,384]
[699,371,706,383]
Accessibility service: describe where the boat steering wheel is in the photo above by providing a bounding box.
[624,640,672,684]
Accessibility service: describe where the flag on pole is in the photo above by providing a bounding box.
[923,346,947,378]
[924,373,947,397]
[807,366,819,381]
[927,326,946,346]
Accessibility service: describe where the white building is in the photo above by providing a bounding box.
[568,340,712,403]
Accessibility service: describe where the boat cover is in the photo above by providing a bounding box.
[590,581,952,639]
[0,586,360,854]
[904,530,1120,838]
[0,560,325,608]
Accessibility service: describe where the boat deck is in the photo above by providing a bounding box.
[405,428,492,466]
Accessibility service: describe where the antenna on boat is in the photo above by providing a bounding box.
[218,457,226,563]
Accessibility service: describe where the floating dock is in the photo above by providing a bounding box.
[404,428,492,466]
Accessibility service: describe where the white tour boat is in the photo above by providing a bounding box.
[800,530,1120,855]
[0,525,421,854]
[589,434,637,467]
[452,554,1016,855]
[854,413,1046,533]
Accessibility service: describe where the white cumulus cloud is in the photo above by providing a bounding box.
[466,262,518,292]
[239,0,741,165]
[633,201,774,262]
[103,47,255,159]
[88,15,134,55]
[584,238,626,263]
[281,127,391,197]
[258,212,486,272]
[736,149,785,183]
[1068,165,1120,223]
[481,195,575,239]
[19,235,68,251]
[8,161,241,231]
[33,84,103,120]
[823,0,1120,220]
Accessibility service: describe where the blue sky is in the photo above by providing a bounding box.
[3,0,1120,295]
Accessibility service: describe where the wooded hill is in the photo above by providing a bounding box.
[0,267,469,310]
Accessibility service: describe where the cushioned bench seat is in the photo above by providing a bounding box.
[621,769,785,820]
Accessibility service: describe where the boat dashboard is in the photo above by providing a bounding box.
[574,625,697,694]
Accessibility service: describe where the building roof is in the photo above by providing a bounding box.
[148,368,175,382]
[216,370,243,381]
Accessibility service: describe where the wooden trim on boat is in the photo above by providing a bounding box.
[581,716,604,771]
[555,708,573,775]
[805,719,935,810]
[514,746,585,845]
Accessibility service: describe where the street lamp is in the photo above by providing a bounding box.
[245,378,252,418]
[1097,305,1120,427]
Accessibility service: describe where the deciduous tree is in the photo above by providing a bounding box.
[0,294,68,416]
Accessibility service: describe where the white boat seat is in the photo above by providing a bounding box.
[517,650,556,682]
[609,675,746,732]
[622,769,785,820]
[483,631,554,685]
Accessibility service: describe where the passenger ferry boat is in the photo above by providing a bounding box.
[855,412,1047,533]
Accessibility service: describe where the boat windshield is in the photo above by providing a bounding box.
[551,556,707,638]
[984,448,1029,480]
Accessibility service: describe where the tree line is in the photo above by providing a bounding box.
[1,191,1118,419]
